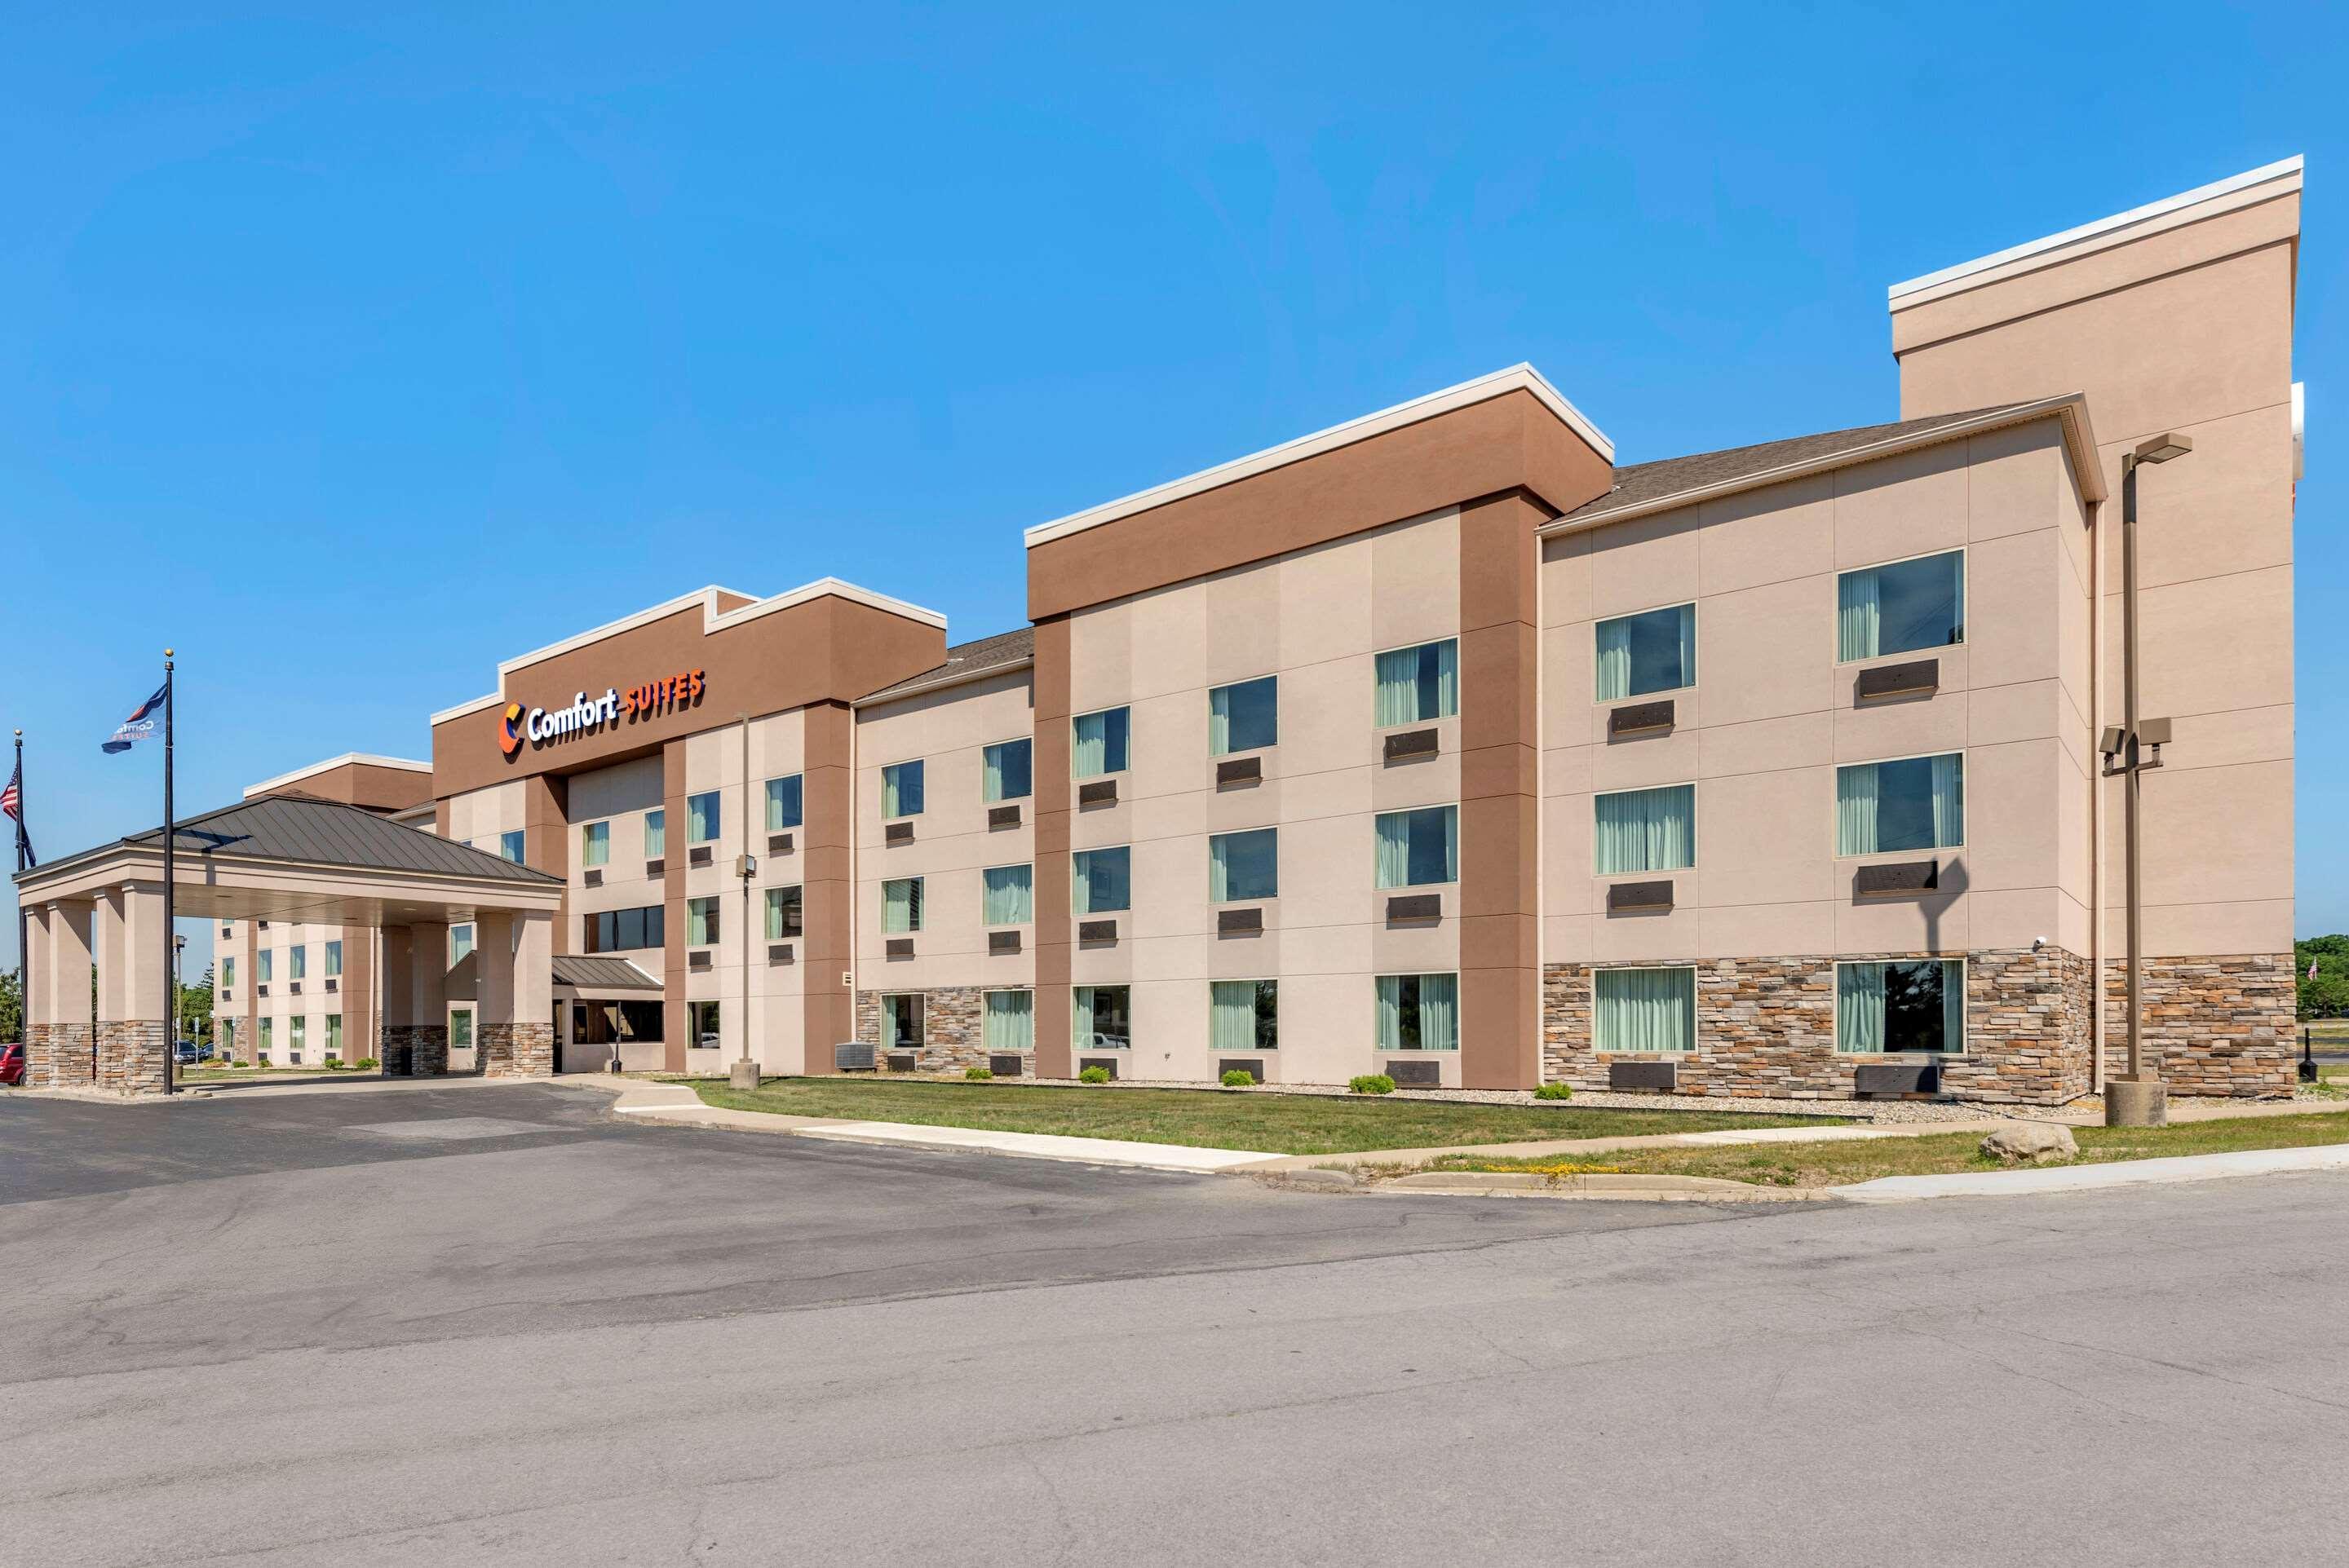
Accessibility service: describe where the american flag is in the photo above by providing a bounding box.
[2,756,29,868]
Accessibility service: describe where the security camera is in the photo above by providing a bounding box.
[2032,936,2046,952]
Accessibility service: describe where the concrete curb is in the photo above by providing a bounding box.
[1235,1120,1992,1173]
[1833,1142,2349,1203]
[1374,1170,1829,1203]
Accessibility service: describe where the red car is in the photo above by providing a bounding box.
[0,1041,24,1087]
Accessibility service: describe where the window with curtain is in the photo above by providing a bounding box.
[1594,603,1696,702]
[222,956,235,989]
[764,886,803,939]
[1210,979,1277,1052]
[686,792,720,844]
[1835,753,1963,855]
[1373,638,1460,726]
[881,760,924,818]
[1836,959,1964,1053]
[1071,847,1131,914]
[984,990,1034,1053]
[983,864,1033,925]
[1594,784,1696,875]
[984,739,1033,802]
[687,896,720,947]
[882,877,925,933]
[325,1015,343,1057]
[290,1017,307,1062]
[289,945,307,981]
[881,994,924,1050]
[1209,828,1278,903]
[1073,984,1131,1049]
[324,941,343,978]
[259,1018,273,1055]
[766,775,803,831]
[259,950,272,983]
[450,925,474,962]
[1374,973,1460,1052]
[1071,707,1130,777]
[1838,550,1964,662]
[1208,677,1278,756]
[1374,805,1459,889]
[581,820,610,867]
[644,808,666,859]
[449,1009,472,1049]
[1595,967,1696,1053]
[689,1000,722,1049]
[220,1019,234,1054]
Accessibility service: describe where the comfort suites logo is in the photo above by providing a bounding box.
[497,669,706,760]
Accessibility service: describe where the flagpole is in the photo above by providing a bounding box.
[161,651,175,1097]
[12,730,24,1046]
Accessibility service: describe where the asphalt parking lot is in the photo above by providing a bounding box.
[6,1078,2347,1566]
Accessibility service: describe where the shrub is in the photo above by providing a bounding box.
[1348,1073,1396,1095]
[964,1067,993,1080]
[1220,1069,1255,1088]
[1533,1081,1573,1101]
[354,1058,380,1071]
[1078,1065,1113,1084]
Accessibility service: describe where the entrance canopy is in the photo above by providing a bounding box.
[15,793,563,927]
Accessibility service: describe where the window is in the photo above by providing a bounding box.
[1071,847,1131,914]
[689,1000,722,1049]
[1374,638,1458,726]
[882,877,924,934]
[766,775,803,831]
[1375,973,1460,1052]
[982,864,1033,925]
[1374,806,1459,888]
[1209,677,1277,755]
[1209,828,1278,903]
[1838,959,1965,1054]
[289,945,307,982]
[258,950,273,984]
[1210,979,1278,1052]
[644,808,666,859]
[222,956,235,989]
[325,1015,343,1058]
[764,886,803,940]
[983,739,1033,802]
[881,761,924,818]
[687,896,720,947]
[586,904,666,952]
[1594,784,1696,875]
[450,925,475,962]
[289,1015,307,1064]
[1073,984,1130,1049]
[880,994,924,1051]
[1838,550,1964,661]
[1595,967,1696,1053]
[500,830,526,864]
[687,792,720,844]
[581,821,610,868]
[450,1008,473,1051]
[1836,753,1964,855]
[220,1019,235,1055]
[1595,603,1696,701]
[1071,707,1130,777]
[324,940,343,978]
[984,990,1034,1053]
[259,1018,273,1056]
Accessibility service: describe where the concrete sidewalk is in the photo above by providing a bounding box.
[1835,1142,2349,1203]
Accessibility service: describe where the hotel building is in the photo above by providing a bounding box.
[176,157,2303,1103]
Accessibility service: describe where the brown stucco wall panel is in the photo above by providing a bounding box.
[1032,616,1073,1078]
[800,700,855,1070]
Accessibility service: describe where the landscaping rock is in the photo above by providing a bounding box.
[1980,1122,2077,1164]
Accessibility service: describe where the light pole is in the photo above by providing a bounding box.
[2102,431,2192,1128]
[172,933,186,1058]
[731,851,759,1090]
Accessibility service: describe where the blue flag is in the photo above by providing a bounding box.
[102,682,169,753]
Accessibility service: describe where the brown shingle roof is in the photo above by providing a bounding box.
[860,625,1036,703]
[1559,402,2047,526]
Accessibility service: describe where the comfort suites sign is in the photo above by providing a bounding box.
[499,668,706,758]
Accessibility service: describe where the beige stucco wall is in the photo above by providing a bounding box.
[1540,421,2093,985]
[1031,508,1466,1085]
[855,669,1037,1023]
[1893,183,2297,963]
[218,917,365,1066]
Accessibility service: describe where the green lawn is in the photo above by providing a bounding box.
[1427,1111,2349,1187]
[179,1065,370,1084]
[687,1076,1848,1156]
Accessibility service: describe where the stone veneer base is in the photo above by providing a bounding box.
[480,1021,555,1078]
[1543,947,2098,1106]
[383,1023,450,1077]
[2102,953,2294,1098]
[857,986,1032,1073]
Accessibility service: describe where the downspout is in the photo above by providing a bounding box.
[846,703,859,1069]
[2089,492,2107,1094]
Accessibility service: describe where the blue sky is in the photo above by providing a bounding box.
[2,2,2342,979]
